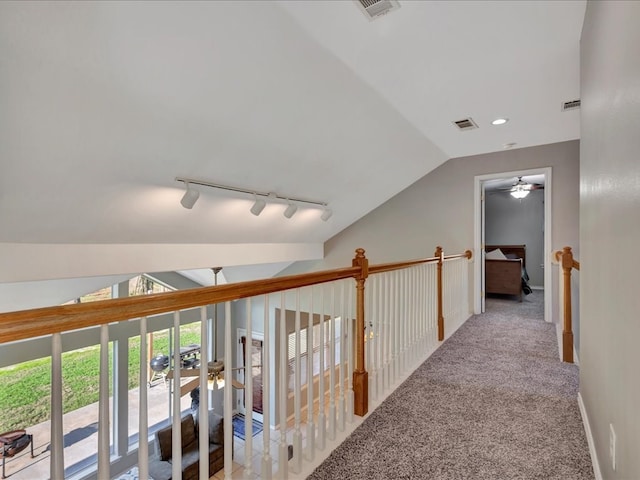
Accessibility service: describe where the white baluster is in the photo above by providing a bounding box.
[172,312,182,480]
[50,333,64,479]
[278,294,289,479]
[292,291,302,474]
[368,276,377,403]
[245,298,254,478]
[97,323,110,478]
[306,287,315,462]
[224,302,233,480]
[317,285,326,451]
[262,295,273,479]
[328,285,336,440]
[346,281,354,424]
[139,318,149,480]
[199,307,209,480]
[337,281,346,433]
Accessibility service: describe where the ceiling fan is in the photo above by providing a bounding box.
[166,267,245,397]
[496,176,544,199]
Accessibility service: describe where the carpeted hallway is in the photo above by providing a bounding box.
[308,291,594,480]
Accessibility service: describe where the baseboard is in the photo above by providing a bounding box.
[578,392,602,480]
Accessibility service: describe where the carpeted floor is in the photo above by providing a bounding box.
[308,291,594,480]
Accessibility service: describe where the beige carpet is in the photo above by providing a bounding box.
[308,291,594,480]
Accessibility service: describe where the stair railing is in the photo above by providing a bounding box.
[0,246,472,479]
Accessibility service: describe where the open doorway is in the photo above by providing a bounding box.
[474,167,552,322]
[236,329,264,423]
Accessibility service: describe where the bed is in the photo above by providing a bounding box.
[485,244,532,302]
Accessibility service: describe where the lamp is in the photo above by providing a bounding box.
[250,195,266,216]
[283,201,298,219]
[180,183,200,209]
[321,206,333,221]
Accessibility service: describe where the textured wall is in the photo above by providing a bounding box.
[580,1,640,478]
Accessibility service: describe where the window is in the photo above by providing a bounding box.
[287,317,342,391]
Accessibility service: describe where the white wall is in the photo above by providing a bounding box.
[485,188,545,287]
[580,2,640,478]
[283,141,579,320]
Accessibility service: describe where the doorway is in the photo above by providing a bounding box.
[236,329,264,423]
[474,167,552,322]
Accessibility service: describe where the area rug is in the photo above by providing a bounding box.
[232,414,263,440]
[113,466,154,480]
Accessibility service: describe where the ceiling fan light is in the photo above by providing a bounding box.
[510,188,530,199]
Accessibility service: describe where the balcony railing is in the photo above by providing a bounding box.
[0,246,473,479]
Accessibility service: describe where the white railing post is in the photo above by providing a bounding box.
[346,281,354,425]
[305,287,316,461]
[317,286,326,451]
[245,298,254,477]
[171,312,182,480]
[262,295,273,479]
[138,317,149,480]
[198,306,209,480]
[278,293,289,479]
[50,333,65,480]
[224,302,233,480]
[97,323,110,478]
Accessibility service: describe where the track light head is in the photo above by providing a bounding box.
[250,195,266,216]
[283,202,298,219]
[180,183,200,209]
[321,207,332,221]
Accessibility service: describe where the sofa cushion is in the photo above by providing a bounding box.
[156,415,196,461]
[195,410,224,445]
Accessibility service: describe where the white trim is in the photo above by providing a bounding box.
[578,392,602,480]
[473,167,553,322]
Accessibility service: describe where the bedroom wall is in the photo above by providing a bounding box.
[580,1,640,478]
[485,188,545,287]
[282,140,579,325]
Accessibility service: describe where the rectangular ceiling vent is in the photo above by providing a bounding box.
[355,0,400,21]
[453,117,478,131]
[561,99,581,111]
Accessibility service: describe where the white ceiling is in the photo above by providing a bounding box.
[0,1,585,286]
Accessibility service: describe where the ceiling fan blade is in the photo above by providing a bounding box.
[167,368,202,380]
[180,377,201,397]
[218,371,245,389]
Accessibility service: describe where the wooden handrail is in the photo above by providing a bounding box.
[0,265,359,345]
[555,246,579,363]
[368,250,472,275]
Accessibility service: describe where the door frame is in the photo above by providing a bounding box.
[473,166,552,322]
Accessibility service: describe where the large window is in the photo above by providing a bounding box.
[287,317,342,391]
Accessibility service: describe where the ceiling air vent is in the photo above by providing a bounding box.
[355,0,400,21]
[562,99,581,111]
[452,117,478,131]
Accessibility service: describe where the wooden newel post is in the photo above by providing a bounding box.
[352,248,369,417]
[435,246,444,341]
[561,246,574,364]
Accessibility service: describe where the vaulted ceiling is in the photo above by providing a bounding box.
[0,1,585,290]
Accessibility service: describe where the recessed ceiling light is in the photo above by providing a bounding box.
[491,118,509,126]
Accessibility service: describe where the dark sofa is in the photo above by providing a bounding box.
[148,411,224,480]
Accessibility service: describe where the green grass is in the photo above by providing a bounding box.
[0,324,200,432]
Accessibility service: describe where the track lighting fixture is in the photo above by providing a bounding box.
[250,195,266,216]
[283,201,298,219]
[175,177,330,220]
[180,182,200,209]
[321,207,333,221]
